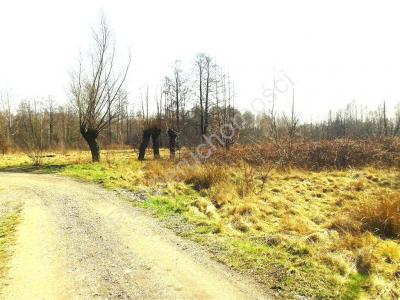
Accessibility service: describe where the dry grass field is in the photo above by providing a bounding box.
[0,147,399,299]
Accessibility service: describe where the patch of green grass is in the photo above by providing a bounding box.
[285,241,312,256]
[0,210,20,287]
[218,237,342,299]
[62,164,109,184]
[0,154,31,169]
[342,274,368,300]
[0,164,66,174]
[140,196,185,218]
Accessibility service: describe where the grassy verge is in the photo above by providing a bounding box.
[0,151,399,299]
[136,194,366,299]
[0,210,20,290]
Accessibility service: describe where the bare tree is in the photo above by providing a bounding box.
[70,13,131,162]
[204,55,212,136]
[284,87,299,141]
[195,53,213,140]
[165,60,189,133]
[283,87,299,159]
[46,97,55,148]
[14,100,45,165]
[269,72,278,142]
[173,61,182,132]
[383,100,388,137]
[1,92,13,145]
[0,92,14,153]
[394,104,400,136]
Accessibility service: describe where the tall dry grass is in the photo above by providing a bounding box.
[181,164,227,191]
[351,192,400,239]
[332,191,400,239]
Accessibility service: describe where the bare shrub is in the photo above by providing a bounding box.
[235,163,273,197]
[235,163,257,198]
[13,100,46,166]
[29,149,45,166]
[199,138,400,170]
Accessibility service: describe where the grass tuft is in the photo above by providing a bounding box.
[350,191,400,239]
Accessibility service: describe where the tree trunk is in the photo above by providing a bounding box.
[151,128,161,159]
[81,128,100,162]
[199,65,204,140]
[88,138,100,162]
[107,100,112,145]
[204,64,210,137]
[168,129,177,159]
[138,129,151,160]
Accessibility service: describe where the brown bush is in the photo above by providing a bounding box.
[191,138,400,170]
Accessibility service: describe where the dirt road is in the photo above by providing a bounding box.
[0,173,268,300]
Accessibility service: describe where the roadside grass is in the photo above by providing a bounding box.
[0,209,20,290]
[136,191,377,299]
[0,151,91,173]
[0,151,399,299]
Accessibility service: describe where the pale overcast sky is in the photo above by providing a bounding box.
[1,0,400,120]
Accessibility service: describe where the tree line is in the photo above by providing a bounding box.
[1,15,399,161]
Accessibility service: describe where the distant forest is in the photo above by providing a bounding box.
[1,85,399,154]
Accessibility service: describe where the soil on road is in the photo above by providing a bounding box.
[0,173,268,300]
